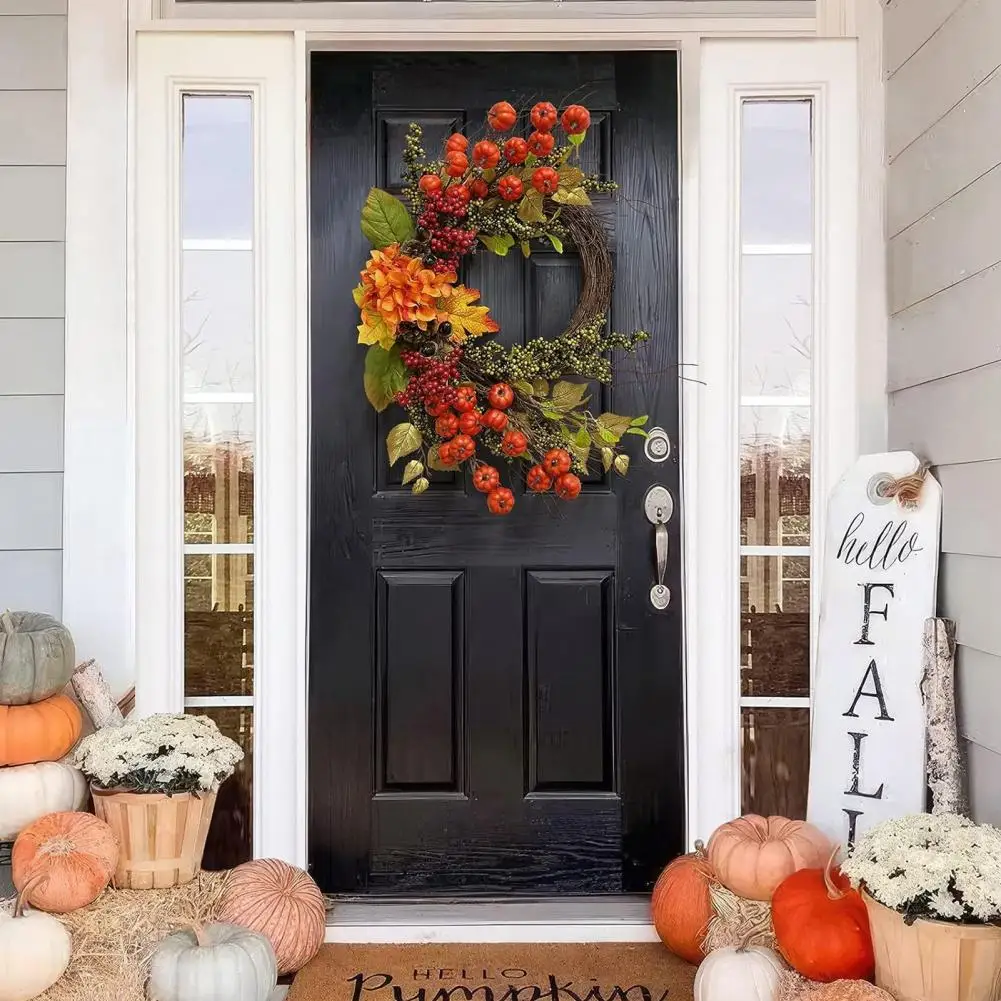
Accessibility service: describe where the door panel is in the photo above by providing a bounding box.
[309,51,682,895]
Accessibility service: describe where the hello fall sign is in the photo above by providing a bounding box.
[807,451,941,847]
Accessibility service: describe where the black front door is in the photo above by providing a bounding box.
[309,51,682,896]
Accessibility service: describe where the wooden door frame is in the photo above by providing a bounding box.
[64,0,883,872]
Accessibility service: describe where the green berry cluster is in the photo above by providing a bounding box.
[466,315,650,384]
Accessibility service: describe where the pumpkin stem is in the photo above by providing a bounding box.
[0,609,14,635]
[192,922,211,948]
[13,873,49,918]
[823,844,845,900]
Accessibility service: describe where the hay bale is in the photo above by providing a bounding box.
[3,870,227,1001]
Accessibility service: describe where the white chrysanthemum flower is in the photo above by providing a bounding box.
[842,813,1001,924]
[75,712,244,794]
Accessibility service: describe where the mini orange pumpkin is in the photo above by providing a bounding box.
[651,841,715,965]
[0,695,82,766]
[707,814,832,901]
[12,811,119,912]
[772,847,874,982]
[217,858,326,975]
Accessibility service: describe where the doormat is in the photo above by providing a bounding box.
[289,944,696,1001]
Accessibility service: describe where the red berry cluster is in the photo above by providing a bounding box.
[397,348,463,409]
[417,190,477,274]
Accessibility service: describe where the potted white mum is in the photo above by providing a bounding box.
[75,713,243,890]
[842,813,1001,1001]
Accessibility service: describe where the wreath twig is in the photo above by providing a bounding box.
[355,99,651,515]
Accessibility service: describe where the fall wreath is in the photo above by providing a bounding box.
[356,99,650,515]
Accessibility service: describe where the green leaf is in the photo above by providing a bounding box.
[363,344,409,412]
[428,443,459,472]
[551,186,592,207]
[630,415,649,426]
[532,378,550,396]
[541,407,565,422]
[596,412,634,441]
[549,380,591,411]
[517,188,546,224]
[482,168,497,183]
[361,187,415,249]
[386,423,422,466]
[402,460,424,485]
[520,241,532,258]
[525,153,539,167]
[601,447,614,473]
[625,427,649,438]
[479,233,515,257]
[614,454,630,476]
[558,167,584,190]
[563,426,591,468]
[513,380,536,398]
[412,477,430,496]
[546,234,565,254]
[568,130,587,147]
[596,427,618,444]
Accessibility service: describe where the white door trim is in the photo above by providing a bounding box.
[65,0,882,877]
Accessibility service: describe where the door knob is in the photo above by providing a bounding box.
[644,485,673,610]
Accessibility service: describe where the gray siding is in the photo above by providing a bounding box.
[0,1,65,617]
[885,0,1001,822]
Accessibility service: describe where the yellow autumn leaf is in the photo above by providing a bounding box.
[435,285,500,343]
[357,311,396,350]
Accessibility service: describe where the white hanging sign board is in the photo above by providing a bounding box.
[807,451,941,847]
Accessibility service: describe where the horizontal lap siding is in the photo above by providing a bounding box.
[885,0,1001,822]
[0,4,66,617]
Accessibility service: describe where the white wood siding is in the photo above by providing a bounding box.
[0,1,65,616]
[885,0,1001,823]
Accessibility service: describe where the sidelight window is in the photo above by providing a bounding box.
[180,94,256,868]
[737,99,814,818]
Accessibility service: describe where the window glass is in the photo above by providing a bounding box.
[181,93,255,866]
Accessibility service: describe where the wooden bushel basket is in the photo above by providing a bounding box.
[91,787,217,889]
[863,890,1001,1001]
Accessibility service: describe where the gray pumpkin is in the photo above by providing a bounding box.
[0,611,75,706]
[148,923,278,1001]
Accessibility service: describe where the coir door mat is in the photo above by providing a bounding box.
[289,944,695,1001]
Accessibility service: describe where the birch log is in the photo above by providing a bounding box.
[921,617,969,816]
[71,659,125,730]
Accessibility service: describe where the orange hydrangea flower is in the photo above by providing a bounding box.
[354,245,455,349]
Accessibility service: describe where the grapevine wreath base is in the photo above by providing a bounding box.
[355,99,652,515]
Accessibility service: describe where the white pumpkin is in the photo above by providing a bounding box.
[0,890,72,1001]
[0,762,87,840]
[694,946,786,1001]
[148,922,277,1001]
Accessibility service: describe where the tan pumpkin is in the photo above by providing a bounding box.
[651,840,715,964]
[707,814,832,901]
[12,810,119,913]
[217,859,325,975]
[0,695,82,767]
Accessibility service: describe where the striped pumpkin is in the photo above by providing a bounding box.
[217,858,325,975]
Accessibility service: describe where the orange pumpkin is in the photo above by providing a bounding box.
[772,847,874,982]
[0,695,82,766]
[12,811,119,912]
[651,841,715,965]
[217,858,326,975]
[707,814,832,901]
